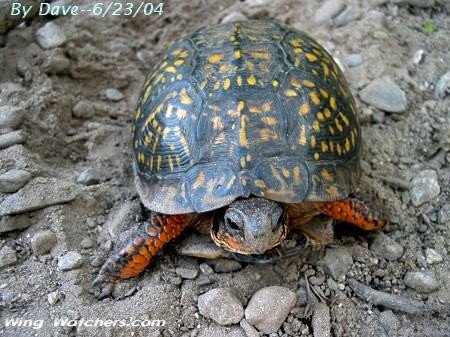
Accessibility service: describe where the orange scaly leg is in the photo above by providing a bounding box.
[317,198,388,231]
[93,213,189,299]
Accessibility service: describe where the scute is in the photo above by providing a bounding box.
[133,20,362,214]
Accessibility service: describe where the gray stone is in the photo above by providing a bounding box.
[240,319,259,337]
[0,177,79,216]
[58,251,83,271]
[213,259,242,273]
[0,106,25,129]
[322,247,353,280]
[104,88,124,102]
[0,214,32,233]
[175,267,199,279]
[314,0,345,24]
[221,11,248,23]
[0,130,25,149]
[379,310,400,334]
[406,0,435,8]
[0,246,17,269]
[346,53,363,68]
[409,170,440,206]
[72,100,95,119]
[48,291,61,305]
[438,204,450,224]
[199,263,214,275]
[198,288,244,325]
[136,50,155,69]
[435,71,450,99]
[0,169,32,193]
[245,286,296,334]
[404,271,439,293]
[359,77,407,113]
[370,233,404,261]
[31,230,57,255]
[312,302,331,337]
[76,168,101,186]
[333,5,354,27]
[80,237,94,249]
[36,22,67,49]
[425,248,443,264]
[44,52,71,75]
[105,201,141,238]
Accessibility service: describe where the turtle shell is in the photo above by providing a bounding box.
[132,20,361,214]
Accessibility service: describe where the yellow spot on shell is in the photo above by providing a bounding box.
[174,59,184,66]
[262,117,277,126]
[339,112,350,126]
[321,141,329,152]
[319,88,329,98]
[321,169,333,182]
[317,112,325,121]
[177,109,187,119]
[282,168,290,178]
[251,51,271,59]
[299,103,310,116]
[208,54,224,64]
[322,62,330,77]
[246,154,252,161]
[212,116,224,130]
[157,155,162,170]
[306,53,318,62]
[165,66,176,73]
[223,78,231,90]
[310,91,321,105]
[138,152,145,163]
[272,80,279,87]
[240,157,246,168]
[314,152,320,160]
[247,75,257,85]
[330,97,337,110]
[168,156,174,172]
[149,156,154,170]
[201,80,207,89]
[180,88,193,105]
[234,50,242,59]
[324,108,332,118]
[193,171,205,189]
[329,141,334,152]
[239,115,249,148]
[179,50,189,58]
[237,76,243,86]
[311,135,316,147]
[291,77,302,88]
[313,121,320,132]
[345,138,351,152]
[294,48,303,54]
[337,143,342,155]
[285,89,297,97]
[176,74,183,80]
[299,125,307,145]
[335,118,344,132]
[302,80,315,88]
[214,80,221,90]
[249,106,261,113]
[290,39,302,48]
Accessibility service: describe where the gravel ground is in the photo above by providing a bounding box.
[0,0,449,336]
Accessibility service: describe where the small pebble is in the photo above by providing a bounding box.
[412,49,425,65]
[76,168,101,186]
[72,100,95,119]
[105,88,124,102]
[136,50,155,68]
[327,278,338,291]
[66,127,77,136]
[438,204,450,224]
[404,271,439,293]
[309,275,326,286]
[312,302,331,337]
[48,291,61,305]
[406,0,435,8]
[0,106,25,129]
[359,77,407,113]
[58,251,83,271]
[240,319,259,337]
[80,237,94,249]
[221,11,248,23]
[199,263,214,275]
[379,310,400,334]
[0,169,32,193]
[213,259,242,273]
[314,0,345,24]
[425,248,443,264]
[337,283,346,291]
[409,170,440,206]
[31,230,57,255]
[333,5,354,27]
[346,53,363,68]
[322,247,353,280]
[0,130,25,150]
[36,22,67,49]
[370,233,404,261]
[198,288,244,325]
[44,51,71,75]
[176,267,199,280]
[245,286,296,334]
[296,286,308,306]
[435,71,450,99]
[0,246,17,269]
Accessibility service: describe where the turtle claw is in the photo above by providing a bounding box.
[92,277,115,300]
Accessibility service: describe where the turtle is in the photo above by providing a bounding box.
[93,20,387,299]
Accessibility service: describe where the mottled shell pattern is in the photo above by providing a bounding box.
[132,20,361,214]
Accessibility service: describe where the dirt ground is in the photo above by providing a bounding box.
[0,0,449,336]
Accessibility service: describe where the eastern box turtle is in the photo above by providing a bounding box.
[94,20,387,298]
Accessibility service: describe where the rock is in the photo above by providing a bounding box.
[438,204,450,224]
[213,259,242,273]
[199,263,215,275]
[435,71,450,99]
[76,167,101,186]
[105,201,141,238]
[80,237,94,249]
[0,0,42,34]
[0,177,79,216]
[0,130,25,150]
[36,22,67,49]
[136,50,155,69]
[58,251,83,271]
[425,248,443,264]
[43,51,71,75]
[0,214,32,233]
[72,100,95,119]
[104,88,124,102]
[31,230,57,255]
[240,319,259,337]
[221,11,248,23]
[359,77,407,113]
[379,310,400,334]
[245,286,296,334]
[406,0,435,8]
[412,49,425,65]
[333,5,354,27]
[404,271,439,293]
[198,288,244,325]
[346,53,363,68]
[0,106,25,129]
[370,233,404,261]
[314,0,345,24]
[0,246,17,269]
[322,247,353,280]
[0,169,32,193]
[409,170,440,206]
[48,291,61,305]
[312,302,331,337]
[175,267,199,279]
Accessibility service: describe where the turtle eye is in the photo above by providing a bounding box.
[226,218,241,231]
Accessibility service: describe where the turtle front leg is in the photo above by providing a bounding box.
[93,213,188,299]
[317,198,388,231]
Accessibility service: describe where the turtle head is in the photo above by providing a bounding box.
[210,198,287,255]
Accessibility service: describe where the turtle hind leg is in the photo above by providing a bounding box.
[93,213,189,299]
[317,197,388,231]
